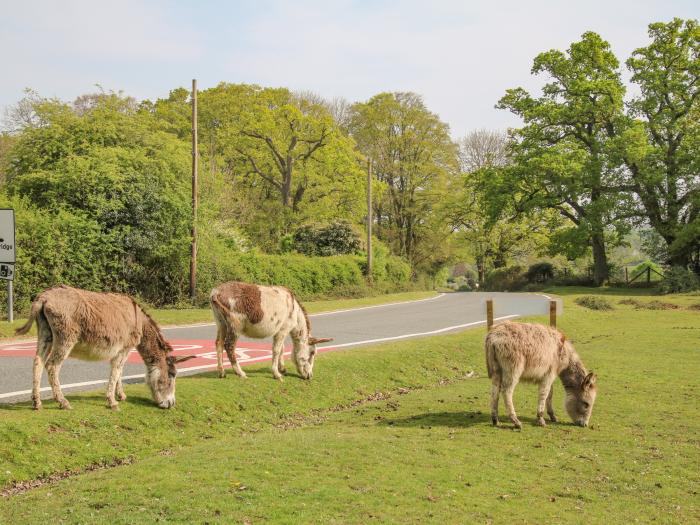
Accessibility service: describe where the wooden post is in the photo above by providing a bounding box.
[625,267,629,284]
[486,299,494,331]
[646,266,651,285]
[366,158,373,283]
[549,300,557,328]
[190,79,198,301]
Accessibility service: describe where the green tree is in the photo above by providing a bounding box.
[619,18,700,271]
[349,92,459,271]
[497,32,633,285]
[6,93,191,303]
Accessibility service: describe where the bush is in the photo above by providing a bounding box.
[658,267,700,294]
[293,222,362,256]
[525,262,554,283]
[483,266,527,292]
[575,296,614,311]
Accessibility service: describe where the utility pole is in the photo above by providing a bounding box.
[190,79,198,301]
[366,158,373,283]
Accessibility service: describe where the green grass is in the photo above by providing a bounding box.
[0,290,438,339]
[0,289,698,523]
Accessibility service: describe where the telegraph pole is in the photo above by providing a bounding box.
[366,158,373,283]
[190,79,198,301]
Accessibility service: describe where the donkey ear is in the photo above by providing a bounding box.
[172,355,197,364]
[309,337,333,345]
[582,372,597,389]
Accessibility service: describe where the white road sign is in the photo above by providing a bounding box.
[0,209,15,264]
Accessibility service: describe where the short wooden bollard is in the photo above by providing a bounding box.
[549,300,557,328]
[486,299,494,331]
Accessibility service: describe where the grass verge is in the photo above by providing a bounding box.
[0,290,698,523]
[0,290,438,339]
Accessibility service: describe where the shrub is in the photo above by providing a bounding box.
[575,296,614,311]
[484,266,526,292]
[293,222,362,256]
[658,267,700,294]
[525,262,554,283]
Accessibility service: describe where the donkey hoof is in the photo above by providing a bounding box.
[549,414,557,423]
[59,401,72,410]
[108,403,120,411]
[491,416,499,426]
[118,393,127,402]
[278,367,287,375]
[511,420,522,430]
[536,417,547,427]
[218,371,226,379]
[32,402,42,411]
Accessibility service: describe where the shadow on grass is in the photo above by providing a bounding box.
[381,411,491,428]
[543,286,659,297]
[382,411,567,430]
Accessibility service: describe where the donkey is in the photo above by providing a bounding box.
[485,321,597,429]
[15,285,195,410]
[210,281,332,381]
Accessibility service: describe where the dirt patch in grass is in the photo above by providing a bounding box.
[575,296,614,310]
[1,456,135,498]
[687,303,700,311]
[644,300,681,310]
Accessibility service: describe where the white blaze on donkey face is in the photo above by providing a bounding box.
[210,281,333,381]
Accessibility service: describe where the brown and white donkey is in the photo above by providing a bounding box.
[210,281,333,380]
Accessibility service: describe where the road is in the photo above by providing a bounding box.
[0,292,555,404]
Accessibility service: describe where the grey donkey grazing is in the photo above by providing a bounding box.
[485,321,597,429]
[15,285,195,410]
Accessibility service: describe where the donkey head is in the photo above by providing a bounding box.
[293,336,333,380]
[565,372,597,427]
[139,317,196,408]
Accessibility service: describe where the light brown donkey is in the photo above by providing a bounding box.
[210,281,332,380]
[15,285,194,410]
[485,321,597,429]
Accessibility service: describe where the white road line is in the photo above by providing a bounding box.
[160,293,447,330]
[0,313,517,400]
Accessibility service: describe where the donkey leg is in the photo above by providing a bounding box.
[32,329,53,410]
[500,369,522,429]
[278,349,287,375]
[45,359,70,410]
[106,350,129,409]
[490,376,501,426]
[546,385,557,422]
[270,334,285,381]
[536,376,556,426]
[216,325,226,378]
[32,354,44,410]
[224,332,246,378]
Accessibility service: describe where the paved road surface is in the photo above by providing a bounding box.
[0,292,555,404]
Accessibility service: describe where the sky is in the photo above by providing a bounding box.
[1,0,698,138]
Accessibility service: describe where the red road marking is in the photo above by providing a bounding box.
[0,339,338,371]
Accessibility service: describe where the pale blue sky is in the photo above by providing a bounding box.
[1,1,697,137]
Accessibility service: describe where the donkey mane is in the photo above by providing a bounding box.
[282,287,310,333]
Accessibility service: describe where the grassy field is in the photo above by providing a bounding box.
[0,289,698,523]
[0,290,438,339]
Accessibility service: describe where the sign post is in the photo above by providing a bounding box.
[0,209,16,322]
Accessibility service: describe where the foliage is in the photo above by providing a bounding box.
[574,295,614,310]
[620,18,700,270]
[483,265,527,291]
[658,266,700,294]
[5,93,191,305]
[497,32,633,285]
[349,92,459,272]
[525,262,554,283]
[293,222,362,256]
[0,193,115,311]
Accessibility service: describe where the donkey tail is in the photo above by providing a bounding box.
[15,298,45,336]
[484,333,500,379]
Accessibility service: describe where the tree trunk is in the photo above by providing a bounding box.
[591,233,608,286]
